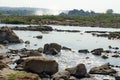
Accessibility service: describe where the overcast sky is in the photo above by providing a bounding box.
[0,0,120,13]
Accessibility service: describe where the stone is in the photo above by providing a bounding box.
[0,61,9,70]
[89,63,116,75]
[0,27,22,44]
[78,49,89,53]
[16,56,58,75]
[43,43,61,55]
[91,48,104,55]
[52,70,70,80]
[62,46,71,51]
[65,64,87,78]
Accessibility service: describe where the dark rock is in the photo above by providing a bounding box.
[52,70,70,80]
[62,46,71,51]
[43,43,61,55]
[0,27,23,44]
[78,49,89,53]
[65,64,87,78]
[115,76,120,80]
[89,63,116,75]
[16,56,58,75]
[108,46,112,49]
[101,55,108,59]
[37,47,43,53]
[25,41,30,44]
[112,55,120,58]
[36,35,43,39]
[91,48,104,55]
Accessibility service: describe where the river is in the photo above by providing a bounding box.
[0,24,120,80]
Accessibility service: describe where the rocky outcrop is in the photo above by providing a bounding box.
[16,56,58,75]
[11,25,53,31]
[0,27,23,44]
[43,43,61,55]
[89,63,116,75]
[91,48,104,55]
[52,70,70,80]
[65,64,87,78]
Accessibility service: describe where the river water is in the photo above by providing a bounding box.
[0,24,120,79]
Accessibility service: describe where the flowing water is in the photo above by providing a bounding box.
[0,24,120,80]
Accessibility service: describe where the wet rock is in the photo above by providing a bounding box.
[25,41,30,44]
[101,55,108,59]
[52,70,70,80]
[14,73,41,80]
[62,46,71,51]
[115,76,120,80]
[112,55,120,58]
[91,48,104,55]
[0,27,23,44]
[65,64,87,78]
[43,43,61,55]
[16,56,58,75]
[78,49,89,53]
[36,35,43,39]
[89,63,116,75]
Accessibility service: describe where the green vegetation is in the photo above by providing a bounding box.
[7,71,27,80]
[0,13,120,28]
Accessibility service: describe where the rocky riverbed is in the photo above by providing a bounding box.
[0,24,120,80]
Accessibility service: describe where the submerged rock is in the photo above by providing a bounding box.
[0,27,23,44]
[89,63,116,75]
[43,43,61,55]
[16,56,58,75]
[62,46,71,51]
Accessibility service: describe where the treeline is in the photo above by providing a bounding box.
[0,13,120,28]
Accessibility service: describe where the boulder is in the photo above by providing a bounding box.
[91,48,104,55]
[0,44,5,49]
[43,43,61,55]
[0,27,22,44]
[52,70,70,80]
[14,73,40,80]
[25,41,30,44]
[78,49,89,53]
[36,35,43,39]
[16,56,58,75]
[89,63,116,75]
[65,64,87,78]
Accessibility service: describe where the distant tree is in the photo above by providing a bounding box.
[106,9,113,14]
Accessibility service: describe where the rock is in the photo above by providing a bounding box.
[16,56,58,75]
[37,47,43,53]
[91,48,104,55]
[0,27,22,44]
[52,70,70,80]
[65,64,87,78]
[89,63,116,75]
[43,43,61,55]
[112,55,120,58]
[108,45,112,49]
[0,61,9,70]
[0,44,5,49]
[78,49,89,53]
[25,41,30,44]
[62,46,71,51]
[36,35,43,39]
[14,73,40,80]
[101,55,108,59]
[115,76,120,80]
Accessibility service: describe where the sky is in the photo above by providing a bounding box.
[0,0,120,13]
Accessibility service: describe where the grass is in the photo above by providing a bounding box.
[7,71,27,80]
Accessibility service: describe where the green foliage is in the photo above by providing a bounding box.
[7,71,27,80]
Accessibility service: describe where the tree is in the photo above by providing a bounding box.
[106,9,113,14]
